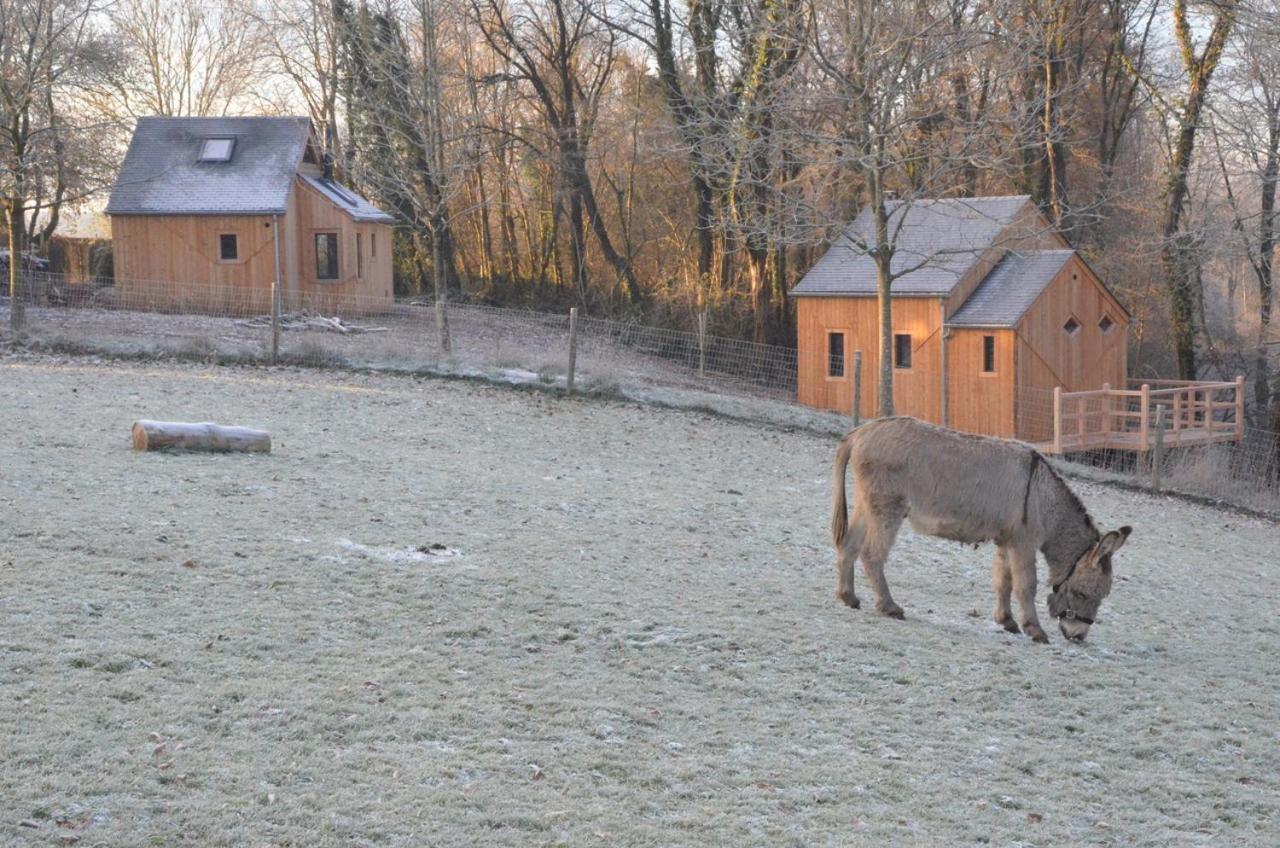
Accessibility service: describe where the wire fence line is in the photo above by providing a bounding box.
[3,270,1278,516]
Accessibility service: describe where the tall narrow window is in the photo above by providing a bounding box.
[827,332,845,378]
[893,333,912,369]
[315,232,339,280]
[218,233,238,261]
[356,233,364,279]
[982,335,996,373]
[371,232,377,259]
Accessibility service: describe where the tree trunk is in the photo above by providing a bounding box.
[872,191,894,417]
[1255,124,1277,421]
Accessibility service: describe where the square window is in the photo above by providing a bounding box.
[1063,317,1081,336]
[827,332,845,378]
[219,233,238,261]
[316,232,339,280]
[894,333,912,369]
[1098,314,1114,333]
[982,335,996,373]
[199,138,235,162]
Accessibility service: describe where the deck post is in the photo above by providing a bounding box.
[1173,389,1181,432]
[852,350,863,427]
[1052,386,1062,453]
[1138,384,1151,451]
[1235,375,1245,440]
[1101,382,1111,443]
[1151,404,1165,493]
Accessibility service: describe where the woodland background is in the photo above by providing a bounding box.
[3,0,1279,426]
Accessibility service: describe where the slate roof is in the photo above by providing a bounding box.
[790,195,1036,296]
[947,250,1075,327]
[107,117,395,224]
[298,173,396,224]
[108,117,309,216]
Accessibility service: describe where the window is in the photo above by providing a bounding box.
[1063,316,1081,337]
[199,137,235,162]
[1098,314,1115,333]
[894,333,912,369]
[218,233,238,261]
[982,335,996,373]
[827,332,845,378]
[356,233,363,279]
[315,232,339,280]
[371,232,377,259]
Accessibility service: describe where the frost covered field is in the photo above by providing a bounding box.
[1,357,1277,847]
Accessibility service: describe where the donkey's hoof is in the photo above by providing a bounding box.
[1025,624,1049,644]
[837,590,861,609]
[997,615,1020,634]
[878,604,906,620]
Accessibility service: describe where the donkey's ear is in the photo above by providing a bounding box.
[1097,526,1132,557]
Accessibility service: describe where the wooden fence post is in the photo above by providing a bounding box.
[566,307,579,395]
[1138,383,1151,451]
[1235,375,1246,440]
[697,310,707,378]
[1151,404,1165,493]
[271,215,283,364]
[852,350,863,427]
[1052,386,1062,453]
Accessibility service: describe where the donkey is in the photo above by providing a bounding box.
[831,417,1131,643]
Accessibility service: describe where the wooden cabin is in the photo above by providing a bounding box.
[791,196,1130,442]
[106,116,395,316]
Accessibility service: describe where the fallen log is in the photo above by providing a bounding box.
[132,420,272,453]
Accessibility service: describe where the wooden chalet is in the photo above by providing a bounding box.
[791,196,1243,453]
[106,116,395,315]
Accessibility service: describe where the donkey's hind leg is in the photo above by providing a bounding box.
[992,546,1020,633]
[861,497,907,619]
[835,507,868,609]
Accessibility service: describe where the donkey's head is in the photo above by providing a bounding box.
[1047,526,1132,642]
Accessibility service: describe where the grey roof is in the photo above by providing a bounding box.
[947,249,1075,327]
[790,195,1035,296]
[108,117,310,216]
[298,173,396,224]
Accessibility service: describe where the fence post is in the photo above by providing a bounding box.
[1138,383,1151,451]
[271,215,283,364]
[1151,404,1166,493]
[566,306,579,395]
[697,310,707,378]
[1235,375,1246,440]
[1052,386,1062,453]
[852,350,863,427]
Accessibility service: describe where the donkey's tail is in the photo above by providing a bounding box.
[831,430,857,549]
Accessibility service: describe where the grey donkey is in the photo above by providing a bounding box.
[831,417,1131,643]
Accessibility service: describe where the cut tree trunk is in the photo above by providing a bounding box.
[132,421,271,453]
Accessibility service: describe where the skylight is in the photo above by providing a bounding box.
[199,137,235,162]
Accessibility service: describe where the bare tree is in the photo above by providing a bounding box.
[472,0,643,305]
[0,0,107,331]
[105,0,265,118]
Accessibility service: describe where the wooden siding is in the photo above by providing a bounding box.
[291,177,393,314]
[1014,254,1128,441]
[796,295,944,423]
[112,213,282,314]
[947,328,1016,438]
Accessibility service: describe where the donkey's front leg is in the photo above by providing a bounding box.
[1008,544,1048,643]
[992,546,1019,634]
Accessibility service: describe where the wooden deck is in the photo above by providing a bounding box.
[1033,377,1245,455]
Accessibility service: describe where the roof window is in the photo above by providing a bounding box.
[199,137,235,162]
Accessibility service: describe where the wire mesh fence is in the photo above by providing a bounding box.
[3,269,1278,516]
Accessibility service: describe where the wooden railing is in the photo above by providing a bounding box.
[1042,376,1244,454]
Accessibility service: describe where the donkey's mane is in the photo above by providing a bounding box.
[1035,453,1095,530]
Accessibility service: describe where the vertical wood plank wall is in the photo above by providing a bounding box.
[1014,256,1128,440]
[795,295,943,423]
[112,214,280,314]
[291,178,394,314]
[947,328,1016,437]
